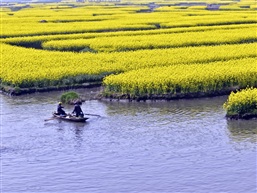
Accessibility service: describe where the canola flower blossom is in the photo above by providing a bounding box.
[42,27,257,52]
[103,57,257,96]
[1,2,257,100]
[1,42,257,88]
[223,87,257,116]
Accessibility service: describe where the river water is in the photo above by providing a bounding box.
[1,88,256,193]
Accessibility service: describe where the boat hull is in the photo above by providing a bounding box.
[53,113,88,122]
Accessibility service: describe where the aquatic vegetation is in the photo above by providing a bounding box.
[60,91,80,104]
[223,87,257,119]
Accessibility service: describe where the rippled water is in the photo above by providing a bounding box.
[1,88,256,193]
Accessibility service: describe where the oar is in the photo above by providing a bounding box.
[44,117,56,121]
[84,113,101,117]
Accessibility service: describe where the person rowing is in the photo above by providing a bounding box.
[72,101,84,118]
[57,102,67,116]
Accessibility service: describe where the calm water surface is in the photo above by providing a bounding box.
[1,88,256,193]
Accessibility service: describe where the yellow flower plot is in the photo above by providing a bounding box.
[103,57,257,96]
[0,2,256,98]
[223,87,257,117]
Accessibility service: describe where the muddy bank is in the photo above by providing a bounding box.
[2,83,257,121]
[1,84,240,102]
[226,113,257,120]
[98,87,240,102]
[2,82,240,101]
[0,82,102,96]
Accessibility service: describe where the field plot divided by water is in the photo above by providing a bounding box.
[1,1,257,192]
[1,0,257,98]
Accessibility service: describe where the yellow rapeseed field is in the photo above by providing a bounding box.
[103,57,257,96]
[223,87,257,116]
[1,2,256,99]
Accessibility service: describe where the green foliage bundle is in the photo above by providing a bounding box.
[60,91,79,104]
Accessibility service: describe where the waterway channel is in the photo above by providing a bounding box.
[1,88,256,193]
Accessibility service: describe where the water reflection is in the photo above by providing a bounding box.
[101,97,227,132]
[227,119,257,144]
[53,120,88,149]
[5,87,101,106]
[102,97,225,117]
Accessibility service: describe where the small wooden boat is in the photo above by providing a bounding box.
[53,112,88,122]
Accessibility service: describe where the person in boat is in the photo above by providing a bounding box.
[72,101,84,118]
[57,102,67,116]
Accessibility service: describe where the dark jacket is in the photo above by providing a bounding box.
[57,104,66,115]
[72,104,84,117]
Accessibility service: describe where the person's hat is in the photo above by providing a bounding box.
[74,100,82,105]
[59,102,62,105]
